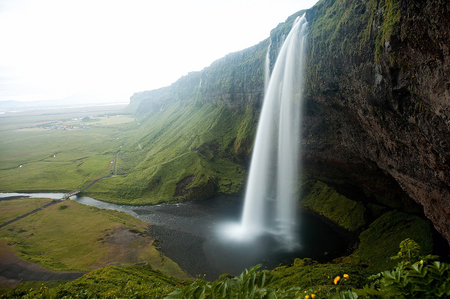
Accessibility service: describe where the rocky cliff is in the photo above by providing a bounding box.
[124,0,450,244]
[128,39,269,115]
[300,0,450,244]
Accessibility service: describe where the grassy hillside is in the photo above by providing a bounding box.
[87,102,256,204]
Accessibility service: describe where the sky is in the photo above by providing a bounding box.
[0,0,318,104]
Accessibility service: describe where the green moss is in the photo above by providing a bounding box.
[374,0,402,62]
[302,180,366,231]
[342,210,433,273]
[309,0,375,61]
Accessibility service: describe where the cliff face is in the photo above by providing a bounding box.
[301,0,450,243]
[129,40,269,115]
[125,0,450,243]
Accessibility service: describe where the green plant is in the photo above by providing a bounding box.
[167,264,302,299]
[351,260,450,299]
[341,239,450,299]
[390,238,421,265]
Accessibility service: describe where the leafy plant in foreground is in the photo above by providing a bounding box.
[166,264,302,299]
[340,239,450,299]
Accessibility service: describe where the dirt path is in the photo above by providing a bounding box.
[0,241,84,288]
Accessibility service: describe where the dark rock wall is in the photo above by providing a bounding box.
[303,0,450,243]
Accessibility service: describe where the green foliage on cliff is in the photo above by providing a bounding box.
[307,0,376,85]
[373,0,401,62]
[302,180,366,231]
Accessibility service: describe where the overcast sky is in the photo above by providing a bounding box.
[0,0,318,103]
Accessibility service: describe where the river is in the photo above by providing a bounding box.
[0,192,348,280]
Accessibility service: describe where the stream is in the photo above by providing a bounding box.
[0,192,348,280]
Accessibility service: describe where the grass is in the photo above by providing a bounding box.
[0,198,53,224]
[86,102,252,204]
[0,112,135,193]
[1,265,188,299]
[0,198,188,279]
[0,100,253,204]
[54,264,188,299]
[268,259,369,298]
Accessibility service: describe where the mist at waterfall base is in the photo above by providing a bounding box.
[220,14,308,258]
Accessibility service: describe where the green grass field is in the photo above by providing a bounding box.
[0,108,137,193]
[0,198,188,279]
[0,198,53,224]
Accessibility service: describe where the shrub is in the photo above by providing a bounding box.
[58,204,68,210]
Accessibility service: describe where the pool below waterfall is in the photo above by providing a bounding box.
[0,193,349,280]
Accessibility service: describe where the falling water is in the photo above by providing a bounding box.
[240,14,308,250]
[264,43,271,92]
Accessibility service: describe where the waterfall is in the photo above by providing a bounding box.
[264,42,271,92]
[240,14,308,250]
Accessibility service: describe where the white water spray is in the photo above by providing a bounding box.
[239,14,308,250]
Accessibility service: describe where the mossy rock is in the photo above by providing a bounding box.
[302,180,366,231]
[341,210,433,273]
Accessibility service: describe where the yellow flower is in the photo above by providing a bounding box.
[305,295,310,299]
[311,294,317,299]
[334,276,341,285]
[343,274,349,280]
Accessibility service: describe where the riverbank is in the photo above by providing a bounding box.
[0,198,189,287]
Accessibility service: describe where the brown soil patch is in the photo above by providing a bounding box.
[90,227,157,269]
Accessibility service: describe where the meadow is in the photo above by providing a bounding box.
[0,106,136,193]
[0,197,188,279]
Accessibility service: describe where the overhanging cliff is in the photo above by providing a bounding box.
[122,0,450,244]
[301,0,450,244]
